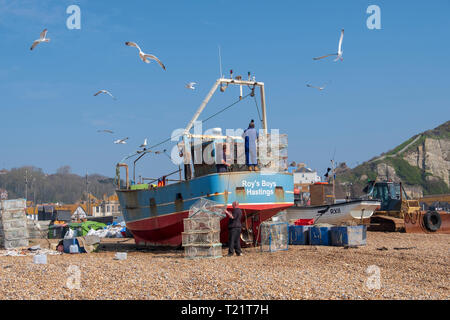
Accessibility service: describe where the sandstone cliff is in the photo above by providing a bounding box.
[337,121,450,198]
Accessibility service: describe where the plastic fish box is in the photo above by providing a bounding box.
[183,217,221,232]
[1,238,29,249]
[184,243,222,259]
[0,199,26,211]
[289,225,311,245]
[331,225,367,247]
[182,230,220,246]
[309,226,331,246]
[0,209,26,222]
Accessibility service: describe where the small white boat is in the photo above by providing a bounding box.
[286,199,381,225]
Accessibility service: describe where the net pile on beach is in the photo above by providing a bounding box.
[183,198,225,259]
[0,199,29,249]
[260,221,289,252]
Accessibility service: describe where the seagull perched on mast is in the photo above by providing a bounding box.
[114,137,129,144]
[186,82,197,90]
[94,90,116,100]
[313,29,344,62]
[30,29,50,51]
[125,42,166,70]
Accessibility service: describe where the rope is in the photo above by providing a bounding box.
[202,93,251,124]
[253,95,263,124]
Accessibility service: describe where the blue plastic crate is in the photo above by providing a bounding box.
[289,225,311,245]
[331,225,367,246]
[309,226,331,246]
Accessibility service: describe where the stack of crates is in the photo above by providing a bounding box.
[260,221,289,252]
[0,199,29,249]
[182,216,222,259]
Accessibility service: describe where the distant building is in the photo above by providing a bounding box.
[293,167,321,185]
[0,169,8,175]
[291,163,322,206]
[91,194,121,217]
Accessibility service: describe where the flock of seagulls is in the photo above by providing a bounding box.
[307,29,344,92]
[29,26,344,154]
[28,28,194,150]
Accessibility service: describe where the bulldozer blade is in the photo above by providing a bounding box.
[404,212,450,234]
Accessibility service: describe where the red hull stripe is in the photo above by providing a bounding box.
[127,204,291,246]
[126,202,293,223]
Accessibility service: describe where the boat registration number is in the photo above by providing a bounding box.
[330,208,341,214]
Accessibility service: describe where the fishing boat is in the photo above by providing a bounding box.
[115,75,294,246]
[286,199,381,225]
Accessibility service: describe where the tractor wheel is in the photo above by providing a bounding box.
[423,211,442,232]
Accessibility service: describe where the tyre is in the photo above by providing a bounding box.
[423,211,441,232]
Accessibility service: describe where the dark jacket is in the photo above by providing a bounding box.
[228,208,242,229]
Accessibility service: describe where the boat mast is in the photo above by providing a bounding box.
[184,77,268,134]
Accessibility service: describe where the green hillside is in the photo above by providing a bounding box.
[336,121,450,197]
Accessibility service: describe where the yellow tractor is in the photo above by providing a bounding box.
[364,180,450,233]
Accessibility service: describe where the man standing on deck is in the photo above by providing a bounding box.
[243,119,259,171]
[226,201,242,256]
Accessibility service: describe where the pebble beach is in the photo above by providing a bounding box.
[0,232,448,300]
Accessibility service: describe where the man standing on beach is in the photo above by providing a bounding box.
[226,201,242,256]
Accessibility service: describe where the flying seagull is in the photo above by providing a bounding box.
[94,90,116,100]
[97,129,114,134]
[306,84,327,91]
[114,137,129,144]
[186,82,197,90]
[140,138,148,148]
[30,29,50,51]
[313,29,344,62]
[125,42,166,70]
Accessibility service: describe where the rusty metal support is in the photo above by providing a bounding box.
[116,163,129,190]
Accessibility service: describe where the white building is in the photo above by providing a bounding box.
[293,167,321,185]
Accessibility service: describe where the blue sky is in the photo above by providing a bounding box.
[0,0,449,179]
